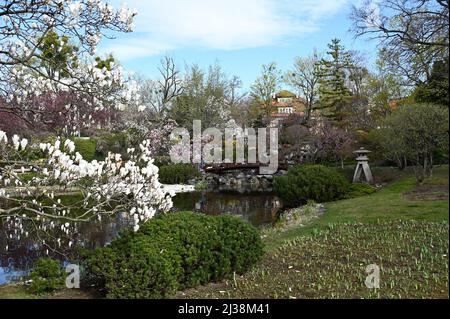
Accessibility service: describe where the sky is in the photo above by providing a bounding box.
[99,0,379,91]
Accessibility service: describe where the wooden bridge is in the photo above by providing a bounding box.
[203,162,289,173]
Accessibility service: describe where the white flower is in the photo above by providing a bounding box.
[20,138,28,150]
[12,135,20,150]
[0,131,7,144]
[64,139,75,153]
[69,2,82,19]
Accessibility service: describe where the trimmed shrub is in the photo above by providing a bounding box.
[73,138,97,161]
[137,213,225,287]
[159,164,201,184]
[88,238,180,299]
[28,258,65,295]
[216,215,264,275]
[274,165,350,207]
[87,212,264,299]
[153,156,172,167]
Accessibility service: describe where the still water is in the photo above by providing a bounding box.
[0,191,282,285]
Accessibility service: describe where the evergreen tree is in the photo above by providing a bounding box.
[414,59,449,107]
[316,39,354,124]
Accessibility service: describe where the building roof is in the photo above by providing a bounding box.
[275,90,296,98]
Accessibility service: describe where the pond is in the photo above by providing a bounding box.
[0,190,282,285]
[172,191,282,226]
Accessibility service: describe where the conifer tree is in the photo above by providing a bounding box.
[316,39,354,125]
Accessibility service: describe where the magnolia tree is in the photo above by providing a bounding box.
[0,0,136,66]
[0,130,173,254]
[0,0,140,135]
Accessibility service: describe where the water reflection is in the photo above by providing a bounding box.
[172,191,282,226]
[0,214,131,285]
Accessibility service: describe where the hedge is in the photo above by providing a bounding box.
[274,165,350,207]
[158,164,201,184]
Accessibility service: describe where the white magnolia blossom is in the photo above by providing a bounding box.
[0,130,173,250]
[0,0,137,65]
[0,1,140,135]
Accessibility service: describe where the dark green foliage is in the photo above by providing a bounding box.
[95,132,129,159]
[73,138,97,161]
[414,59,449,106]
[345,183,377,199]
[153,156,172,167]
[316,38,354,123]
[216,215,264,275]
[87,238,180,299]
[95,55,115,71]
[87,212,264,299]
[159,164,201,184]
[28,258,65,295]
[137,213,224,287]
[38,30,79,78]
[274,165,350,206]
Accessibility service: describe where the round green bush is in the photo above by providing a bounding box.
[88,238,180,299]
[137,212,224,287]
[216,215,264,275]
[28,258,66,295]
[274,165,350,207]
[158,164,201,184]
[87,212,263,299]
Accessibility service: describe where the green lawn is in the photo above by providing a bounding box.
[180,220,448,299]
[264,165,449,251]
[0,285,37,299]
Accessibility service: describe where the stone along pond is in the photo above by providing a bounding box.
[0,188,282,285]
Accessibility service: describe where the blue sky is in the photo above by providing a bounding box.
[99,0,379,90]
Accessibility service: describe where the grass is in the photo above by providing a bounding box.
[0,285,37,299]
[263,165,448,251]
[0,284,102,299]
[180,220,448,299]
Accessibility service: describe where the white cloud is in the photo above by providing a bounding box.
[103,0,351,60]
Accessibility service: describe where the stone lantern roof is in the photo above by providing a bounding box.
[354,147,371,155]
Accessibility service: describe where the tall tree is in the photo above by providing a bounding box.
[364,52,404,123]
[414,59,449,106]
[316,39,354,125]
[250,62,280,118]
[170,63,238,130]
[284,51,321,124]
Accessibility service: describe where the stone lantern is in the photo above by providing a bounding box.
[353,147,373,184]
